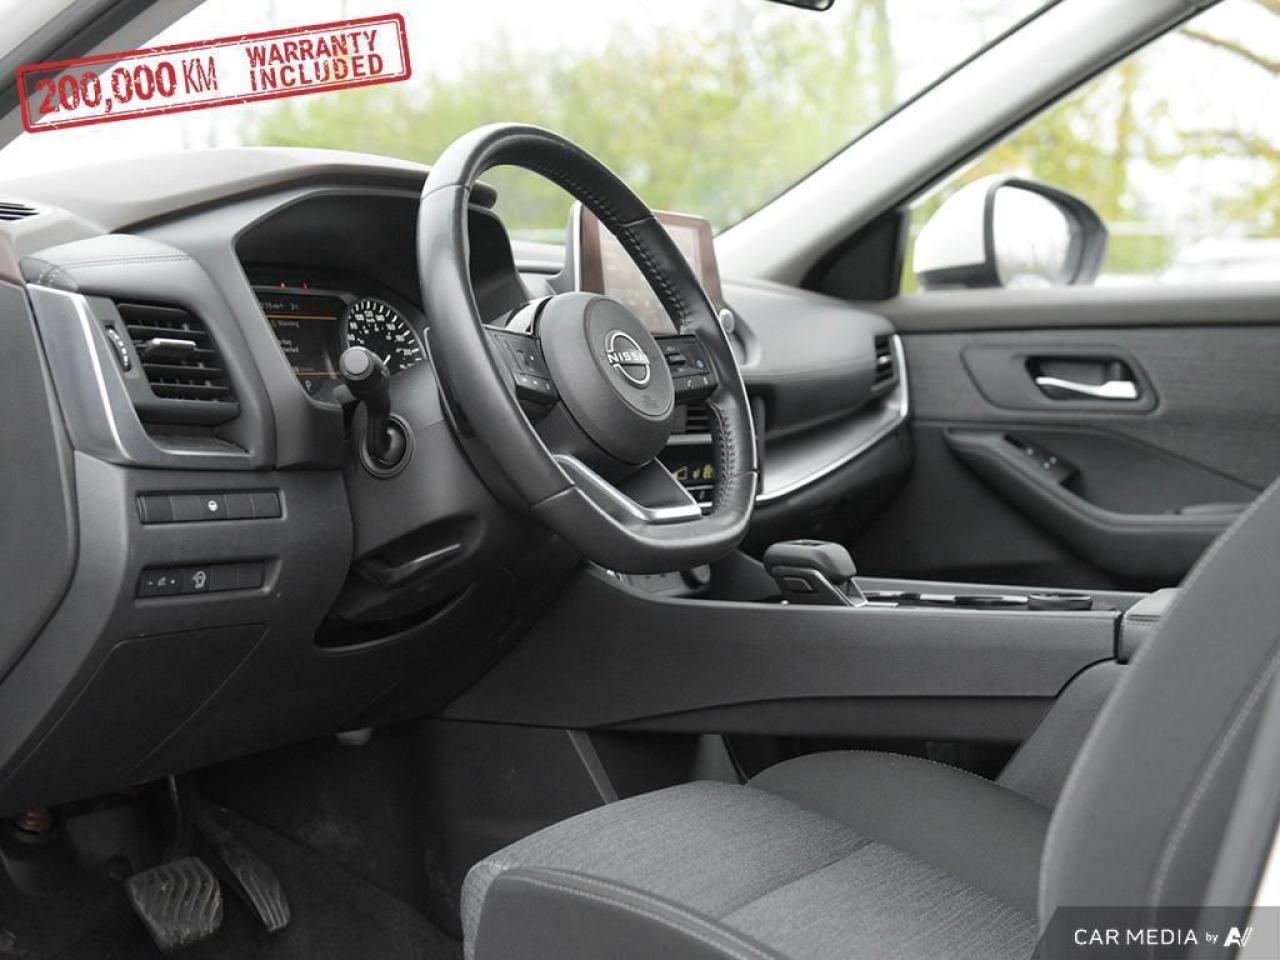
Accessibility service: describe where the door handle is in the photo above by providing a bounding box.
[1033,375,1139,401]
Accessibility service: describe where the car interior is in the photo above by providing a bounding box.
[2,0,1280,958]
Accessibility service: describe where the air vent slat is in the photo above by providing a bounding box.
[873,334,897,387]
[142,362,227,379]
[675,401,710,435]
[125,324,211,342]
[150,383,233,400]
[0,200,39,221]
[117,301,234,412]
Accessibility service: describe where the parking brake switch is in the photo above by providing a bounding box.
[763,539,867,607]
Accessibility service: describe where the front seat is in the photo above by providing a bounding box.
[463,481,1280,960]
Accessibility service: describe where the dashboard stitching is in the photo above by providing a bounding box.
[54,255,194,268]
[709,400,735,509]
[512,155,690,326]
[619,224,689,326]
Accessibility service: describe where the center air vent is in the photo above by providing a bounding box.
[116,302,238,423]
[873,334,898,389]
[675,401,710,435]
[0,200,39,221]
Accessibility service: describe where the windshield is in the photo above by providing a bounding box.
[0,0,1046,238]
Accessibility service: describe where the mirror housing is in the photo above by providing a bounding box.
[762,0,835,9]
[913,176,1107,290]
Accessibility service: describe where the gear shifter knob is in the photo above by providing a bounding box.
[763,539,866,607]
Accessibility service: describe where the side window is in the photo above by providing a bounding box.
[903,0,1280,292]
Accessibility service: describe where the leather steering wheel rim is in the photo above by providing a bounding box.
[417,123,756,573]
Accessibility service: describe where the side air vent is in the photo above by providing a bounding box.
[0,200,39,221]
[873,334,897,388]
[116,302,238,423]
[676,401,710,435]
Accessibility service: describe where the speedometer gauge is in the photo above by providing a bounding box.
[342,298,424,374]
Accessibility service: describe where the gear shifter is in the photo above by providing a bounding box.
[763,539,867,607]
[339,346,407,471]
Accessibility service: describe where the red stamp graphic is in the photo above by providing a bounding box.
[17,14,411,133]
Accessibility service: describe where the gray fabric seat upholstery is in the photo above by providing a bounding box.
[464,751,1048,960]
[465,478,1280,960]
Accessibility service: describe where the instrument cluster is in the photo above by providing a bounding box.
[253,275,425,402]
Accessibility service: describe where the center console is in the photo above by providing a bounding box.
[444,539,1171,742]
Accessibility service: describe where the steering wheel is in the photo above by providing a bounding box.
[417,124,757,574]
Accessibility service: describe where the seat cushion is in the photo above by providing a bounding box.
[463,751,1047,960]
[751,751,1049,913]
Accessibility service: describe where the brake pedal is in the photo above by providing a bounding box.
[126,856,223,951]
[197,808,290,933]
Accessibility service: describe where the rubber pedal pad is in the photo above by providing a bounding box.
[198,810,291,933]
[125,855,223,951]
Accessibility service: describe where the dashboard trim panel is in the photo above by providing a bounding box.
[28,285,254,470]
[757,334,909,502]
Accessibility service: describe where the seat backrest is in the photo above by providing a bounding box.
[1040,479,1280,923]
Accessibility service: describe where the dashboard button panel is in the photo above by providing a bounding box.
[137,562,265,598]
[138,490,281,524]
[137,568,182,597]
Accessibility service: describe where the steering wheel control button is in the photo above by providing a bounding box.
[488,330,558,407]
[514,373,556,401]
[660,335,717,401]
[494,333,551,379]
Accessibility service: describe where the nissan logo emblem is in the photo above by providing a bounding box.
[604,330,652,387]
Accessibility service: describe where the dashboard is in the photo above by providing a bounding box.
[0,147,907,817]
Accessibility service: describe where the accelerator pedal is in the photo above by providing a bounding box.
[197,808,291,933]
[125,856,223,951]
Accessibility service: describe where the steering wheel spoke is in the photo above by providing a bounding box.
[553,454,702,526]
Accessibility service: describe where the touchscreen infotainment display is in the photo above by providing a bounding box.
[576,206,724,335]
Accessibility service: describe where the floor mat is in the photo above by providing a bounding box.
[2,813,461,960]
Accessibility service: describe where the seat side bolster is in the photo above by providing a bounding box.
[471,867,789,960]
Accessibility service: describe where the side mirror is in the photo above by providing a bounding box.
[913,176,1107,290]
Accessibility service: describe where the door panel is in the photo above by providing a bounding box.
[847,290,1280,591]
